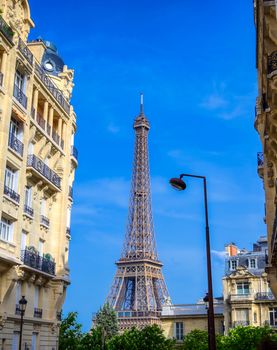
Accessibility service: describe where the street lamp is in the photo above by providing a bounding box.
[169,174,216,350]
[18,296,27,350]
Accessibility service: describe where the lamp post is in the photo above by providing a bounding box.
[18,296,27,350]
[169,174,216,350]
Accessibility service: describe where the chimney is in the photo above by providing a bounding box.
[225,243,238,257]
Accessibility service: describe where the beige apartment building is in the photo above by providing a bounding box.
[0,0,77,348]
[223,237,277,333]
[254,1,277,296]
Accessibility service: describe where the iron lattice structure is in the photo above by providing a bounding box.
[106,96,171,329]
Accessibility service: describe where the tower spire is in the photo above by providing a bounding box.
[140,93,144,114]
[106,98,171,330]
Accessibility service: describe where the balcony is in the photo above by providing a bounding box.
[69,186,73,199]
[255,292,275,301]
[57,311,62,321]
[40,215,50,228]
[233,321,250,327]
[27,155,61,190]
[71,146,78,166]
[36,110,46,130]
[35,63,70,115]
[0,72,3,86]
[24,204,34,217]
[257,152,264,179]
[21,249,55,275]
[229,293,253,302]
[52,129,60,145]
[34,308,43,318]
[117,310,161,318]
[13,84,27,109]
[66,227,71,236]
[8,133,24,157]
[4,185,20,203]
[0,15,14,44]
[18,37,33,65]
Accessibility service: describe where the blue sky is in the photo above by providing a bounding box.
[29,0,263,330]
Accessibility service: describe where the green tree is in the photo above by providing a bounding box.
[108,325,175,350]
[182,329,225,350]
[94,303,119,340]
[58,312,83,350]
[222,326,277,350]
[80,327,103,350]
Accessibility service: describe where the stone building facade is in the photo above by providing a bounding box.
[254,0,277,297]
[223,237,277,333]
[161,300,224,344]
[0,0,77,348]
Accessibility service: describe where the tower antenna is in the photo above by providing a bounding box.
[140,93,144,114]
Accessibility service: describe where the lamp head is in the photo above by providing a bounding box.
[169,176,186,191]
[19,295,27,312]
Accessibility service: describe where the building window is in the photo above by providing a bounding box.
[175,322,184,341]
[31,332,38,350]
[21,231,28,251]
[230,260,238,270]
[25,186,32,207]
[12,332,20,350]
[249,259,256,269]
[14,70,25,92]
[237,282,250,295]
[38,239,44,257]
[5,166,17,191]
[269,308,277,326]
[0,217,13,242]
[235,309,249,325]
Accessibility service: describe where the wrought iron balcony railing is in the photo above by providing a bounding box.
[35,63,70,115]
[27,155,61,189]
[66,227,71,235]
[36,111,46,130]
[34,308,43,318]
[57,311,62,321]
[0,72,3,86]
[21,249,55,275]
[229,293,253,301]
[8,133,24,156]
[257,152,264,167]
[0,15,14,43]
[13,84,27,109]
[268,51,277,75]
[233,321,250,327]
[71,146,78,160]
[40,215,50,227]
[255,292,275,301]
[4,185,20,203]
[69,186,73,199]
[18,37,33,65]
[24,204,34,217]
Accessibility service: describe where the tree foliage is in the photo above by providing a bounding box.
[94,303,119,340]
[59,312,83,350]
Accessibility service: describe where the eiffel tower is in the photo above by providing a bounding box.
[106,95,171,330]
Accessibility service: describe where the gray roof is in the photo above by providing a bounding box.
[161,302,224,317]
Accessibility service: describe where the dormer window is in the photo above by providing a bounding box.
[229,259,238,271]
[248,258,257,269]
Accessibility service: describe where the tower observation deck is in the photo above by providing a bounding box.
[106,95,171,330]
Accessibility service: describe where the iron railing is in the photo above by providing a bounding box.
[229,293,253,301]
[66,227,71,235]
[24,204,34,217]
[47,123,51,135]
[71,146,78,160]
[0,15,14,43]
[27,155,61,189]
[4,185,20,203]
[21,249,55,275]
[69,186,73,199]
[255,292,275,301]
[117,310,161,318]
[36,111,46,130]
[257,152,264,167]
[34,308,43,318]
[18,37,33,65]
[40,215,50,227]
[35,63,70,115]
[233,321,250,327]
[0,72,3,86]
[8,133,24,156]
[13,84,27,109]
